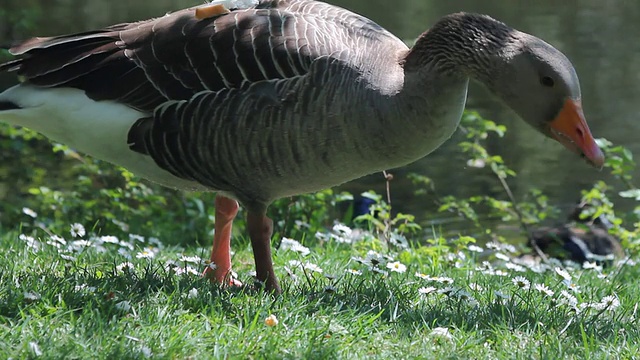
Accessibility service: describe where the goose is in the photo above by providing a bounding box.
[0,0,604,293]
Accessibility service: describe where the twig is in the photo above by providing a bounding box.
[382,171,393,205]
[494,172,551,263]
[382,171,394,241]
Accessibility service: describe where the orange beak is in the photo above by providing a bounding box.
[549,98,604,168]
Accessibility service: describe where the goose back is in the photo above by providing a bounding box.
[5,0,404,112]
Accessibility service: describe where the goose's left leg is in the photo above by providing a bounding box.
[203,194,241,286]
[247,209,281,294]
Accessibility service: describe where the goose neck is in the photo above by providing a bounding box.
[402,13,521,88]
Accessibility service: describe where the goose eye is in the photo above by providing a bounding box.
[540,76,555,87]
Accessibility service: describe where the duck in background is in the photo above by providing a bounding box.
[528,202,623,265]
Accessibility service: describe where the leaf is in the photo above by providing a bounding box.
[619,189,640,200]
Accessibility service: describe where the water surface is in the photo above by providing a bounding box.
[1,0,637,231]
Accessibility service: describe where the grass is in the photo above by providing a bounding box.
[0,223,638,359]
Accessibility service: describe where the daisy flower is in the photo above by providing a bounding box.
[187,288,199,299]
[136,248,156,259]
[279,237,310,256]
[332,223,353,236]
[554,267,572,282]
[438,287,456,296]
[495,253,510,262]
[534,283,554,297]
[512,276,530,290]
[415,272,431,280]
[116,262,135,273]
[179,255,204,264]
[74,284,97,293]
[562,279,581,293]
[494,291,511,300]
[363,250,385,268]
[129,234,145,243]
[599,295,620,311]
[430,327,452,340]
[304,262,323,273]
[371,267,389,276]
[147,237,163,247]
[386,261,407,273]
[23,291,41,302]
[469,283,483,291]
[100,235,120,244]
[346,269,362,276]
[70,223,86,238]
[505,262,526,272]
[432,276,454,284]
[419,286,437,295]
[559,290,578,307]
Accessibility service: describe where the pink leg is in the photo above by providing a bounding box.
[203,194,240,286]
[247,211,281,294]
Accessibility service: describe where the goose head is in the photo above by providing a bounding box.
[490,34,604,168]
[407,13,605,168]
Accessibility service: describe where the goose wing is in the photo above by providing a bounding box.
[1,0,378,112]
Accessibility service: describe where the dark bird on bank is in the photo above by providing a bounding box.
[529,202,623,265]
[0,0,603,293]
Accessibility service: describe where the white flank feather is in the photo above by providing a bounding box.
[0,84,205,191]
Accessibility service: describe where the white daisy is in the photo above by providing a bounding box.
[386,261,407,273]
[279,237,310,256]
[23,291,41,302]
[419,286,437,295]
[136,248,156,259]
[505,262,526,272]
[70,223,86,238]
[432,276,454,284]
[495,253,510,262]
[559,290,578,307]
[415,272,431,280]
[512,276,530,290]
[116,262,135,273]
[534,283,554,297]
[179,255,204,264]
[468,283,483,291]
[430,327,452,340]
[129,234,145,242]
[554,267,572,282]
[332,223,353,236]
[599,295,620,311]
[346,269,362,276]
[304,262,323,273]
[562,279,581,293]
[187,288,199,299]
[100,235,120,244]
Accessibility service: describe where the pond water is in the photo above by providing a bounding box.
[1,0,638,234]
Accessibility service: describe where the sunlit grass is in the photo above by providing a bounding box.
[1,222,638,359]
